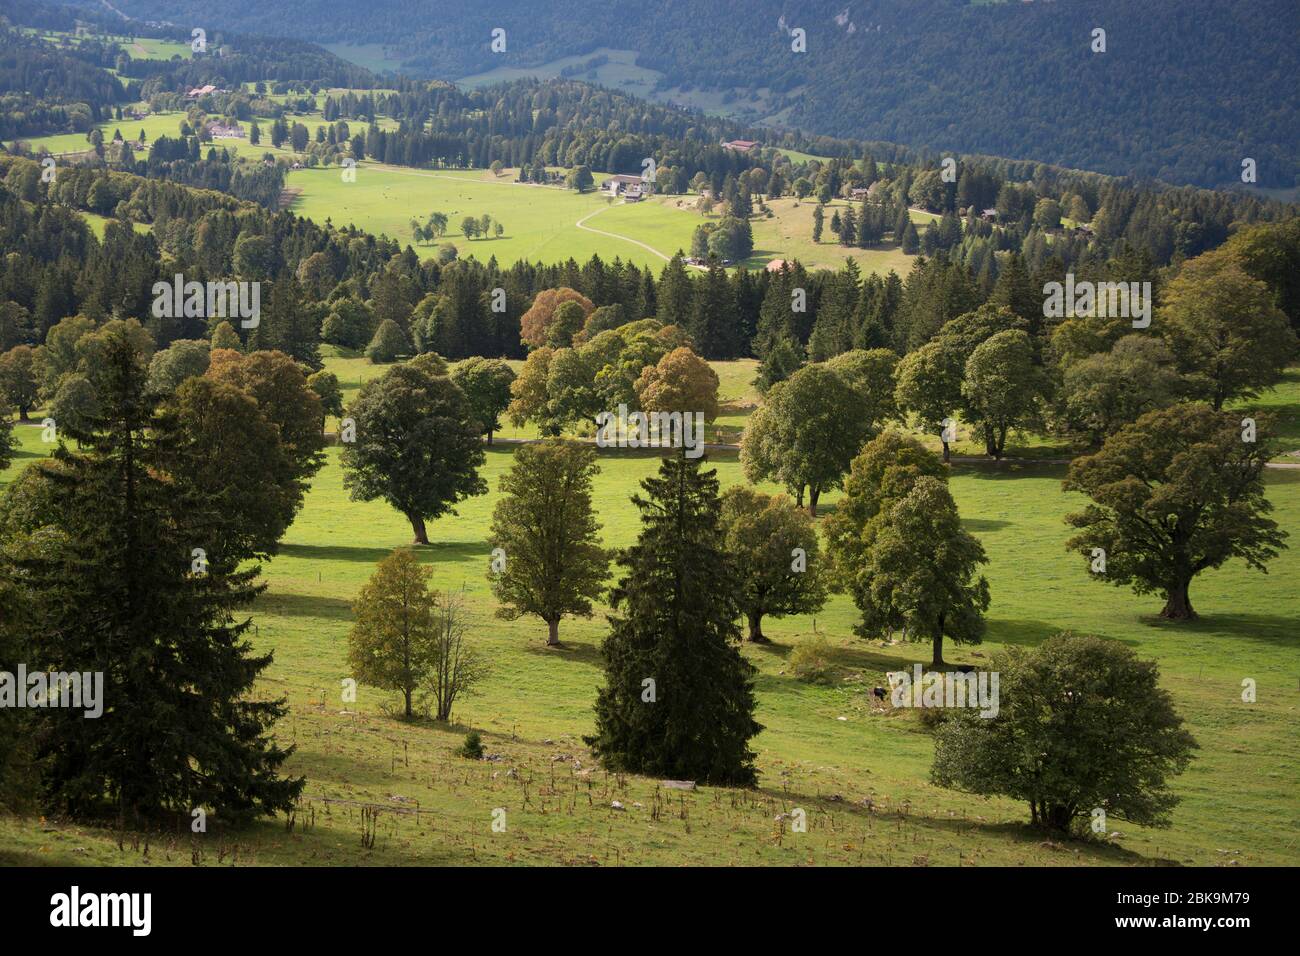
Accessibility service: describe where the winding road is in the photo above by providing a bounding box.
[574,204,671,262]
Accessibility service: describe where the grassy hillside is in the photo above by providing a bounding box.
[2,362,1297,867]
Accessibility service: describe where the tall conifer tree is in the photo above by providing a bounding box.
[587,455,761,785]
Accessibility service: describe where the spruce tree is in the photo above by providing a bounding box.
[586,455,761,786]
[18,330,303,823]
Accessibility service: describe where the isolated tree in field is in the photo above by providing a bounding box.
[426,590,490,722]
[566,165,594,192]
[366,318,410,363]
[348,549,437,719]
[0,346,39,420]
[741,363,865,514]
[341,363,487,544]
[823,431,949,558]
[961,329,1046,459]
[460,217,479,240]
[425,212,449,241]
[1158,253,1295,410]
[520,288,594,349]
[931,634,1197,833]
[895,340,963,461]
[719,487,828,642]
[1063,403,1285,621]
[634,346,720,422]
[13,330,302,821]
[586,455,761,785]
[451,357,516,443]
[487,441,610,646]
[836,468,988,666]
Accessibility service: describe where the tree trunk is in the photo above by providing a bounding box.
[403,688,413,719]
[487,428,494,445]
[546,617,560,646]
[931,613,946,668]
[796,485,805,507]
[18,406,30,422]
[1160,579,1197,621]
[984,426,998,459]
[407,513,429,545]
[1044,804,1073,832]
[941,439,950,463]
[747,611,769,643]
[808,485,820,517]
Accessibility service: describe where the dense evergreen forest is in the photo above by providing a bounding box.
[101,0,1300,189]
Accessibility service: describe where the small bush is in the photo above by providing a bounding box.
[791,635,836,685]
[456,731,484,760]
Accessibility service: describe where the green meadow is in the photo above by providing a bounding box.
[2,361,1297,867]
[289,165,692,269]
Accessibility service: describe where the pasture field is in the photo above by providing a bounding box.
[25,31,193,62]
[287,166,691,269]
[13,109,399,162]
[2,363,1298,867]
[286,167,937,276]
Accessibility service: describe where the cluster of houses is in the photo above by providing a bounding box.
[601,174,650,201]
[185,84,228,100]
[205,121,245,140]
[684,256,735,269]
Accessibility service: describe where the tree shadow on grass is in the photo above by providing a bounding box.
[1135,610,1300,650]
[961,517,1011,532]
[744,785,1170,864]
[253,591,354,620]
[522,636,604,667]
[986,618,1069,649]
[278,540,489,566]
[950,461,1069,481]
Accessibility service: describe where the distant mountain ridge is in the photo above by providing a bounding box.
[58,0,1300,190]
